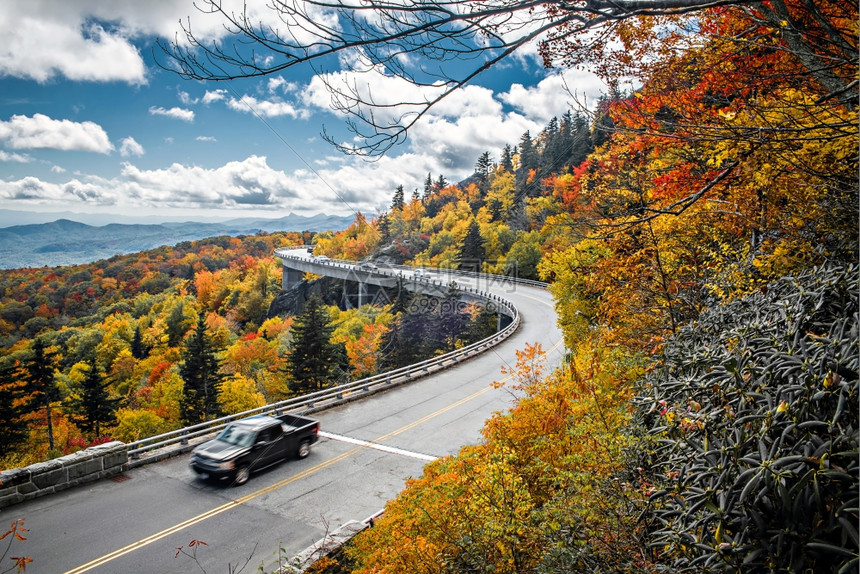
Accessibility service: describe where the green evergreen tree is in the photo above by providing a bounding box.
[0,359,29,457]
[166,302,190,348]
[131,325,148,359]
[69,355,119,438]
[25,337,60,451]
[391,184,405,211]
[499,144,514,173]
[459,220,486,273]
[540,116,563,174]
[284,296,345,394]
[431,285,471,349]
[474,151,492,191]
[378,212,391,244]
[179,314,223,424]
[464,305,498,345]
[422,172,434,201]
[515,131,540,198]
[591,94,618,149]
[379,309,431,370]
[568,111,594,168]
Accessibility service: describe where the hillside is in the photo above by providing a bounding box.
[0,213,354,269]
[0,1,857,571]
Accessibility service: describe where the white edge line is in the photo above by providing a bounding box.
[319,431,439,462]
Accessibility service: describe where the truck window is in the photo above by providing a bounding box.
[218,426,253,447]
[258,426,281,443]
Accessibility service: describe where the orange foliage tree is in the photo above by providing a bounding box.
[348,343,651,573]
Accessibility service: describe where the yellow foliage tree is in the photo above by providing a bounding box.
[218,374,266,414]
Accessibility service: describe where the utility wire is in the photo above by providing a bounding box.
[225,82,365,221]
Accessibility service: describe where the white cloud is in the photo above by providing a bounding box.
[149,106,195,122]
[0,114,113,153]
[226,95,310,119]
[119,136,145,157]
[202,90,227,104]
[178,90,198,105]
[0,150,32,162]
[302,65,446,127]
[0,154,393,215]
[500,71,605,123]
[267,76,298,94]
[299,65,581,178]
[196,136,217,142]
[0,1,307,84]
[0,175,117,204]
[0,15,147,84]
[51,165,66,173]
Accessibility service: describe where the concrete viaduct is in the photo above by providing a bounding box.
[274,247,516,324]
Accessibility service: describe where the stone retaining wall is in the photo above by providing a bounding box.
[0,441,128,509]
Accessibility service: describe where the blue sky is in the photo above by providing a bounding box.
[0,1,607,224]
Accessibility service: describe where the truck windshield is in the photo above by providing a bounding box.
[217,426,254,447]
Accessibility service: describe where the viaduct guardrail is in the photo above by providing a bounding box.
[0,251,547,508]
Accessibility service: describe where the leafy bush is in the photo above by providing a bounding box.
[637,263,858,572]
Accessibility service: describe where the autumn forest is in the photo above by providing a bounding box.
[1,0,858,572]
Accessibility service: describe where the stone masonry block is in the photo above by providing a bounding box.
[0,491,24,509]
[65,453,102,481]
[29,460,66,490]
[89,441,128,470]
[15,481,39,495]
[0,468,31,488]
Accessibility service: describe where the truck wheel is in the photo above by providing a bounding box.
[297,440,311,459]
[234,465,250,486]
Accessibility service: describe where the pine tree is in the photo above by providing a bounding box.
[166,303,190,348]
[464,305,498,344]
[25,337,60,451]
[70,355,119,438]
[0,359,29,457]
[434,174,448,192]
[568,111,594,168]
[541,116,563,173]
[378,212,391,243]
[391,184,405,211]
[515,131,540,198]
[591,95,617,149]
[474,151,492,191]
[499,144,514,173]
[459,220,486,273]
[422,172,434,201]
[131,325,148,359]
[179,314,223,424]
[284,296,346,393]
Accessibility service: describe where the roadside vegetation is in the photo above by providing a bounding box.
[1,0,857,571]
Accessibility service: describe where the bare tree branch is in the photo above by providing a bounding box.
[155,0,857,156]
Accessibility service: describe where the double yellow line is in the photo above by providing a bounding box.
[69,286,562,573]
[65,385,495,574]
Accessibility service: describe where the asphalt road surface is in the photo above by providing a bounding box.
[10,276,563,574]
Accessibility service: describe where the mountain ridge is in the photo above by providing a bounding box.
[0,213,354,269]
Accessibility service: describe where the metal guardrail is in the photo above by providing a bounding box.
[274,247,548,292]
[126,250,540,463]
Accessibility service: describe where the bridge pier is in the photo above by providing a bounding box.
[275,251,517,322]
[282,267,304,290]
[357,281,367,307]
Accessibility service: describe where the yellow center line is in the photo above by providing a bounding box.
[68,284,561,573]
[64,384,497,574]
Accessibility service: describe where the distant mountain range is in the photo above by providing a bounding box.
[0,213,354,269]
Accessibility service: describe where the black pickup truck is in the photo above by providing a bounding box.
[190,413,320,485]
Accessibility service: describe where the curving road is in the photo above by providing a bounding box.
[11,263,563,574]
